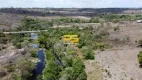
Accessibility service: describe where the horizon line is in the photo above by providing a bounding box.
[0,7,142,9]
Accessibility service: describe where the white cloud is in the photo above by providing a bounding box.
[0,0,141,8]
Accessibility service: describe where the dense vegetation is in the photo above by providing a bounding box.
[0,33,10,44]
[50,14,142,25]
[4,17,53,80]
[4,16,110,80]
[0,33,11,50]
[16,17,53,31]
[37,23,110,79]
[37,27,91,80]
[99,14,142,23]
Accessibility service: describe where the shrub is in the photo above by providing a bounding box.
[114,26,120,31]
[81,46,95,60]
[93,42,109,51]
[99,30,109,36]
[112,19,120,23]
[16,58,35,79]
[138,51,142,66]
[29,48,37,57]
[83,49,94,60]
[77,43,82,48]
[138,40,142,47]
[0,33,8,44]
[90,18,100,23]
[15,43,22,49]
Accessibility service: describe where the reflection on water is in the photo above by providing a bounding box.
[31,33,38,40]
[30,33,45,80]
[29,44,38,49]
[31,49,45,80]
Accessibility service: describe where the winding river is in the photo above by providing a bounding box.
[31,49,45,80]
[30,33,45,80]
[30,33,63,80]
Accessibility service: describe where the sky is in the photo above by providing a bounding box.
[0,0,142,8]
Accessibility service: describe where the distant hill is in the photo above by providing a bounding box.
[1,8,142,17]
[1,8,142,31]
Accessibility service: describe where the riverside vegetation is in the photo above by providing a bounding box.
[6,17,110,80]
[2,13,142,80]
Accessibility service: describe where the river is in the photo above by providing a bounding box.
[30,33,45,80]
[30,33,63,80]
[31,49,45,80]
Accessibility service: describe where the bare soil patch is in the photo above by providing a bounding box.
[95,47,142,80]
[84,60,103,80]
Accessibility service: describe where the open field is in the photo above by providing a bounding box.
[0,12,22,31]
[96,47,142,80]
[86,21,142,80]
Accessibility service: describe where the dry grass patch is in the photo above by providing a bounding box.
[84,60,103,80]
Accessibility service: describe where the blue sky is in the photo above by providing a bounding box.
[0,0,142,8]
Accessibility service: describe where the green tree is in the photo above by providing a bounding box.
[37,74,43,80]
[138,51,142,66]
[59,59,87,80]
[43,60,62,80]
[90,18,100,23]
[72,59,87,80]
[12,73,22,80]
[138,40,142,47]
[59,67,74,80]
[16,58,35,79]
[28,48,37,57]
[81,46,94,60]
